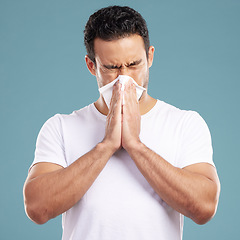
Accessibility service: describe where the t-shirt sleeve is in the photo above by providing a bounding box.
[30,114,67,170]
[177,111,215,169]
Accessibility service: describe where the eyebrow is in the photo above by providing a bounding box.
[103,59,142,70]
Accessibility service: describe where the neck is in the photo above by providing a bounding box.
[94,92,157,116]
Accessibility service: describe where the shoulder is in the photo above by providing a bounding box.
[39,104,94,133]
[155,100,202,121]
[154,100,210,134]
[47,104,94,122]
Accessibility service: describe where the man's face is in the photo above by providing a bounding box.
[88,34,154,90]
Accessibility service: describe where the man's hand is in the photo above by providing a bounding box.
[121,81,141,151]
[103,80,141,152]
[102,82,122,152]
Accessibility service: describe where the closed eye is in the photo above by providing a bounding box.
[126,59,142,67]
[103,59,143,71]
[103,64,122,70]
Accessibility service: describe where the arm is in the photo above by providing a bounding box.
[23,84,123,225]
[122,82,220,225]
[126,143,220,224]
[24,142,114,224]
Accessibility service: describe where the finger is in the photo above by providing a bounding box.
[130,83,137,100]
[109,83,123,120]
[109,82,121,110]
[124,82,137,105]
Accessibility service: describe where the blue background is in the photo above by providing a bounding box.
[1,0,239,239]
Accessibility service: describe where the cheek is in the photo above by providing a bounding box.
[130,66,148,86]
[96,68,118,87]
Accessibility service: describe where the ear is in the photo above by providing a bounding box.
[147,46,155,68]
[85,55,96,76]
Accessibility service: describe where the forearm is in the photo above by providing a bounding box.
[126,141,219,224]
[24,141,114,224]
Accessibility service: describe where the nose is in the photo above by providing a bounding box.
[119,66,129,76]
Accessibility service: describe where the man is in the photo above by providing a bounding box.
[23,6,220,240]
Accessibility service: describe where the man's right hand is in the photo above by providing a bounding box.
[102,82,122,152]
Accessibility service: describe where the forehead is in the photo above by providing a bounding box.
[94,35,146,64]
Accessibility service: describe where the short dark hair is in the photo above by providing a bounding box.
[84,6,150,63]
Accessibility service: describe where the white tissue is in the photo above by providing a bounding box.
[98,75,146,109]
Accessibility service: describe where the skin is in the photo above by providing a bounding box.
[23,34,220,225]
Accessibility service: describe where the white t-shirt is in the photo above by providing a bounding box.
[32,100,214,240]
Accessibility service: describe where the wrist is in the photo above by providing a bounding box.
[100,138,120,155]
[123,138,142,153]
